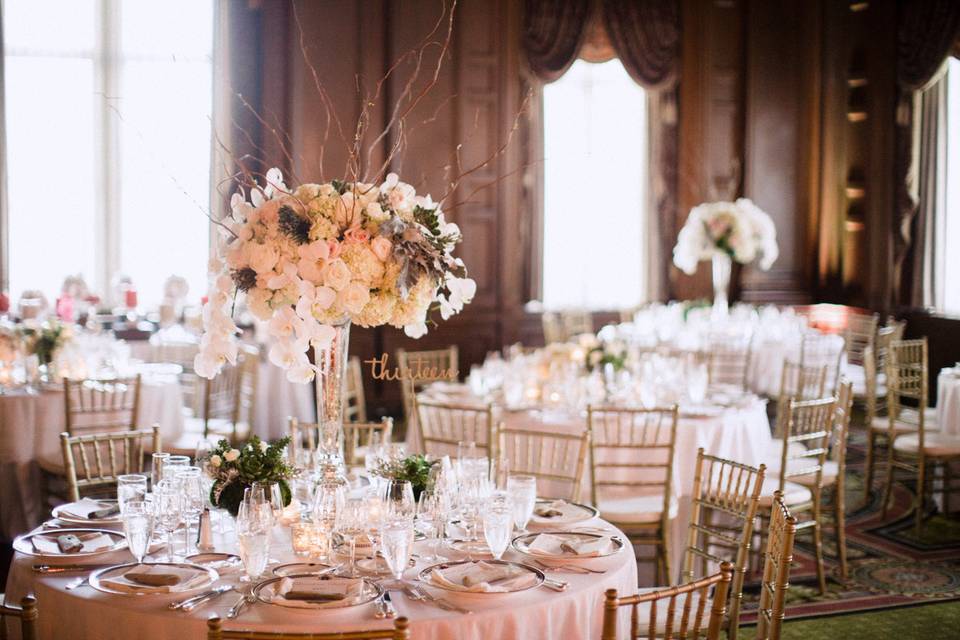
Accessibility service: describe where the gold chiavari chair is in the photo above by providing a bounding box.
[190,344,258,442]
[771,362,827,440]
[343,356,368,423]
[862,323,911,500]
[542,311,565,344]
[881,338,959,532]
[497,423,590,502]
[706,340,752,391]
[600,562,733,640]
[754,491,798,640]
[827,379,853,579]
[207,616,410,640]
[151,339,201,413]
[761,395,836,595]
[0,594,38,640]
[60,425,161,503]
[415,397,494,459]
[588,406,678,585]
[682,449,765,640]
[63,375,142,435]
[397,345,459,431]
[797,332,844,394]
[843,312,879,369]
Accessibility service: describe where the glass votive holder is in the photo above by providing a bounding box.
[291,522,329,558]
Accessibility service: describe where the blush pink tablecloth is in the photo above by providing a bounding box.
[0,378,184,540]
[4,516,638,640]
[937,369,960,437]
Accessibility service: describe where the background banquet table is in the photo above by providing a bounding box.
[254,360,315,442]
[4,516,637,640]
[408,385,773,577]
[0,374,184,540]
[937,367,960,436]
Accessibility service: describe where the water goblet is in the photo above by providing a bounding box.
[123,500,155,565]
[507,474,537,533]
[236,506,270,582]
[482,502,513,561]
[381,517,414,588]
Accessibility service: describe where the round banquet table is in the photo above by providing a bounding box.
[0,375,184,540]
[937,368,960,436]
[407,386,773,579]
[4,515,637,640]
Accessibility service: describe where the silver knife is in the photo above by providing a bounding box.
[382,591,397,618]
[169,585,232,611]
[181,586,234,612]
[226,593,248,619]
[34,564,108,574]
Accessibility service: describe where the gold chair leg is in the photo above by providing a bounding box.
[834,488,848,581]
[915,456,926,535]
[881,444,896,518]
[661,527,671,587]
[864,429,877,504]
[813,497,827,595]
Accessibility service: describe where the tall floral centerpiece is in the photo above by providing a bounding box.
[672,198,778,317]
[194,169,475,480]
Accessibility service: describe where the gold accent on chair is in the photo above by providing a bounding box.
[207,615,410,640]
[880,338,958,532]
[344,356,367,423]
[682,449,765,640]
[600,562,733,640]
[843,312,879,366]
[754,491,798,640]
[588,405,678,585]
[825,379,853,580]
[0,594,38,640]
[414,396,494,459]
[497,423,590,503]
[397,346,459,434]
[151,339,201,413]
[63,375,142,435]
[797,333,844,394]
[706,341,752,391]
[60,425,161,503]
[772,362,827,439]
[762,395,836,595]
[862,321,910,502]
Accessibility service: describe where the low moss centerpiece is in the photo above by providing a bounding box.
[371,454,438,501]
[201,436,294,516]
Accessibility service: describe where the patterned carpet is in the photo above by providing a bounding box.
[740,424,960,622]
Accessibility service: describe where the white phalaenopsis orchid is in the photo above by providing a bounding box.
[195,168,476,381]
[672,198,778,276]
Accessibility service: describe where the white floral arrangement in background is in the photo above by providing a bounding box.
[195,168,476,382]
[672,198,779,275]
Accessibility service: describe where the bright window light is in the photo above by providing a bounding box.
[4,0,213,307]
[542,58,647,311]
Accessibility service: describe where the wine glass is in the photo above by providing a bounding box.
[380,517,414,587]
[176,467,205,554]
[162,455,190,484]
[482,501,513,561]
[153,480,182,562]
[507,475,537,533]
[123,500,154,565]
[117,474,148,515]
[149,453,170,491]
[251,481,285,521]
[416,489,446,562]
[379,479,415,521]
[335,497,366,578]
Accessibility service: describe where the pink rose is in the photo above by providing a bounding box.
[370,236,393,262]
[343,226,370,244]
[326,240,342,259]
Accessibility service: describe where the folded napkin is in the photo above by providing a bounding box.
[59,498,120,521]
[271,577,363,608]
[428,562,538,593]
[532,500,585,524]
[527,533,613,558]
[31,532,116,555]
[99,565,208,594]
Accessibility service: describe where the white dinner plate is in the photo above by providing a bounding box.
[418,559,544,597]
[51,499,122,526]
[529,500,599,527]
[254,574,382,610]
[511,531,624,560]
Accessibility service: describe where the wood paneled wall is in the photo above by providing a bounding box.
[249,0,903,417]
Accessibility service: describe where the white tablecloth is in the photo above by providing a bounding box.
[0,378,184,539]
[407,390,772,579]
[937,369,960,436]
[4,516,637,640]
[254,361,315,442]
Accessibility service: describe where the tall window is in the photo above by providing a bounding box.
[940,57,960,315]
[4,0,213,307]
[541,58,647,311]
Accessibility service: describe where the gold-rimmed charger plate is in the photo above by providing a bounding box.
[511,530,624,559]
[253,574,382,610]
[14,528,127,559]
[272,562,335,577]
[89,562,218,596]
[51,500,122,526]
[529,500,599,527]
[417,559,544,596]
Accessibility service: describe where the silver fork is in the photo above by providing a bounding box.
[405,583,472,615]
[527,558,606,575]
[64,576,88,590]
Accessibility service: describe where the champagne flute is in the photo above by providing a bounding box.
[507,475,537,533]
[123,500,154,565]
[380,517,414,588]
[483,496,513,561]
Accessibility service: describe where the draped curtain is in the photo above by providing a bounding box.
[522,0,680,300]
[894,0,960,306]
